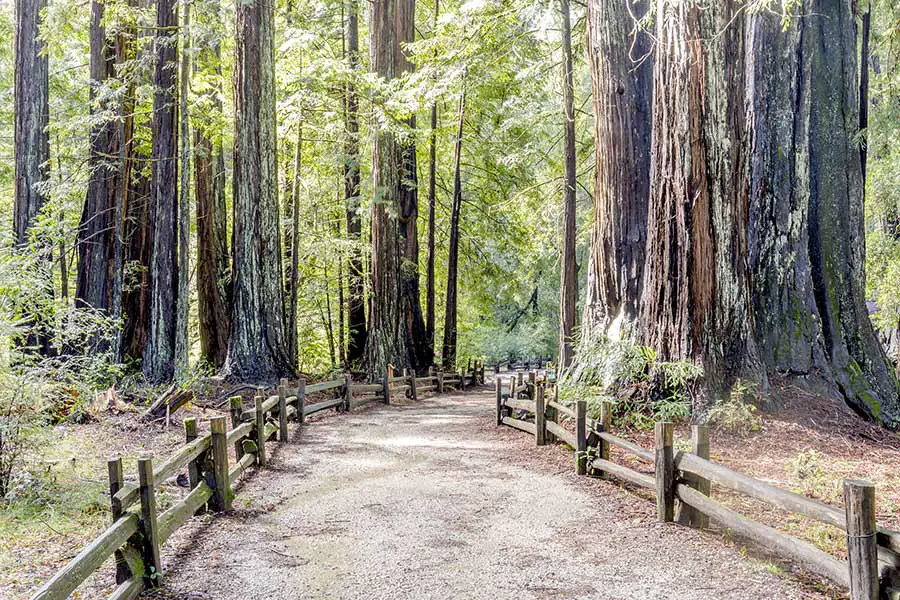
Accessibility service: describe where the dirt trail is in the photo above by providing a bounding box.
[155,384,821,600]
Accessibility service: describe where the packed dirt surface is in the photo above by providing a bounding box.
[152,383,827,600]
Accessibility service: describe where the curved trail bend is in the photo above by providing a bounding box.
[156,384,815,599]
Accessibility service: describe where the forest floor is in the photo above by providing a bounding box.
[6,377,899,599]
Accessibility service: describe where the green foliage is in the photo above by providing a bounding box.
[706,379,762,437]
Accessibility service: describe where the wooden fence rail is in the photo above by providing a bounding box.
[30,361,486,600]
[494,369,900,600]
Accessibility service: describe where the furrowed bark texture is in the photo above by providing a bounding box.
[558,0,577,368]
[195,13,231,368]
[640,0,763,395]
[748,2,899,423]
[14,0,49,247]
[143,0,179,383]
[226,0,294,381]
[77,0,119,316]
[425,0,438,355]
[364,0,427,376]
[582,0,651,344]
[344,0,367,367]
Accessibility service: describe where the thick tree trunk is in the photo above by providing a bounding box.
[859,0,870,188]
[425,0,438,352]
[76,0,119,317]
[195,36,231,368]
[364,0,428,376]
[639,0,763,397]
[441,86,465,370]
[344,0,367,367]
[143,0,179,383]
[748,1,899,424]
[226,0,294,381]
[13,0,49,247]
[581,0,651,345]
[558,0,577,368]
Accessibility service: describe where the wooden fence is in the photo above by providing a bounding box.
[29,362,486,600]
[495,370,900,600]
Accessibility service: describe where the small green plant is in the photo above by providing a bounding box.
[707,379,762,436]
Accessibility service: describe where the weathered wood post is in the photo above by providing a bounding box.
[528,371,536,400]
[107,457,132,583]
[545,397,557,444]
[494,362,500,374]
[535,382,546,446]
[184,418,201,489]
[508,374,515,403]
[297,378,306,424]
[254,396,267,468]
[576,400,587,475]
[137,457,161,587]
[277,379,289,442]
[677,425,710,528]
[209,416,231,511]
[844,480,878,600]
[437,368,444,394]
[517,371,523,389]
[383,370,392,404]
[410,371,418,401]
[229,396,244,461]
[343,374,353,411]
[495,377,503,426]
[655,422,675,522]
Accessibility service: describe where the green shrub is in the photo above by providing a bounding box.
[706,379,762,436]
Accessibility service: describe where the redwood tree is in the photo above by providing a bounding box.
[344,0,367,367]
[441,85,466,369]
[226,0,294,381]
[364,0,429,375]
[581,0,651,345]
[143,0,179,383]
[557,0,576,368]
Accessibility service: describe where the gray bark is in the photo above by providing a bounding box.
[558,0,577,368]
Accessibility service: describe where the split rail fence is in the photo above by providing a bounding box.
[495,368,900,600]
[30,361,486,600]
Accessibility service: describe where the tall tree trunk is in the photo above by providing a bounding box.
[76,0,118,318]
[13,0,48,247]
[195,32,231,368]
[143,0,179,383]
[14,0,51,353]
[441,85,466,370]
[364,0,427,376]
[558,0,577,368]
[287,123,302,362]
[748,1,899,424]
[226,0,294,381]
[425,0,438,352]
[344,0,367,367]
[175,1,191,374]
[639,0,763,398]
[581,0,651,347]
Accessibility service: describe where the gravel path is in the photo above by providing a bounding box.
[154,384,822,600]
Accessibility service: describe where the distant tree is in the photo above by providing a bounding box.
[557,0,576,368]
[441,84,465,369]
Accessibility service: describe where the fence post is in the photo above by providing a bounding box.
[437,368,444,394]
[107,457,132,584]
[576,400,587,475]
[844,480,878,600]
[383,370,392,404]
[229,396,244,461]
[343,374,353,411]
[655,422,675,522]
[137,457,161,588]
[528,371,536,400]
[184,417,201,490]
[278,379,289,442]
[494,362,500,374]
[593,402,611,478]
[209,416,231,511]
[495,377,503,426]
[297,378,306,424]
[410,371,418,401]
[677,425,710,528]
[254,396,267,468]
[535,382,546,446]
